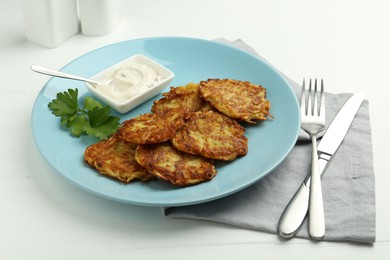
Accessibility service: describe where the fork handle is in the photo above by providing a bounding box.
[309,134,325,240]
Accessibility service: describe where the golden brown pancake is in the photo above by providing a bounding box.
[171,110,248,161]
[199,78,271,123]
[84,134,154,183]
[135,142,217,186]
[117,108,190,144]
[151,82,212,113]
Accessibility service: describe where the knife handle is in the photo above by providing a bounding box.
[278,182,310,238]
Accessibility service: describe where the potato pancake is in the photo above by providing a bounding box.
[171,110,248,161]
[84,134,154,183]
[199,78,271,123]
[151,82,212,113]
[135,142,217,186]
[117,108,190,144]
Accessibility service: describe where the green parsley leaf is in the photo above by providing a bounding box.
[48,88,79,117]
[48,88,120,140]
[83,96,104,111]
[84,106,121,140]
[67,115,89,137]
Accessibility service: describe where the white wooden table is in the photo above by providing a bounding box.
[1,0,389,259]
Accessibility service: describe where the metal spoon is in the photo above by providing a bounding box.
[30,65,103,85]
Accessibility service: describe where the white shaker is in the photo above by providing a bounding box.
[20,0,78,48]
[78,0,123,36]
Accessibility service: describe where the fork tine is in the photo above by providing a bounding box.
[300,78,306,115]
[313,79,319,116]
[307,79,313,116]
[319,79,325,116]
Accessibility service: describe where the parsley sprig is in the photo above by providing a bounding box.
[48,88,120,140]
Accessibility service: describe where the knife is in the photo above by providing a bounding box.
[278,92,366,239]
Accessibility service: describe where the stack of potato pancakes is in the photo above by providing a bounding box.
[84,79,271,187]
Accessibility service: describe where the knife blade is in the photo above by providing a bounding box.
[278,92,366,239]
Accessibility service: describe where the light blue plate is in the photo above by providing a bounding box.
[32,37,300,207]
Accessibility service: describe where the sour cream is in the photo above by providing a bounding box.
[95,62,163,103]
[86,54,174,114]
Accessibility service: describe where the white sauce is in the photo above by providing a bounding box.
[95,62,163,103]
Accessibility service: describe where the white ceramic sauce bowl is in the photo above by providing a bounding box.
[85,54,174,114]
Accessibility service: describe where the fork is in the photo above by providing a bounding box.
[300,78,326,240]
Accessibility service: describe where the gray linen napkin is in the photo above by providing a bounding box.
[163,39,375,244]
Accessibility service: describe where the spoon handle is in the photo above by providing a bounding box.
[30,65,101,85]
